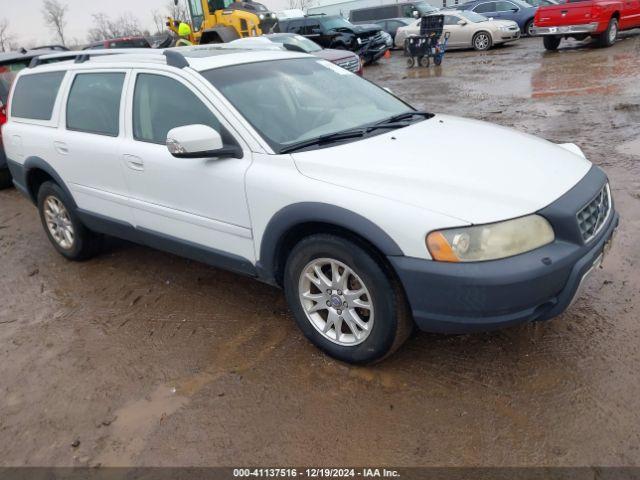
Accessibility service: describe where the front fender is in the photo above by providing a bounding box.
[257,202,404,284]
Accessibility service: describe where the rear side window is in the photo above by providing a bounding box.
[133,73,222,145]
[66,73,125,136]
[11,71,65,120]
[474,2,497,12]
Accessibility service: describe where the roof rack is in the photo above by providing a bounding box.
[26,48,187,69]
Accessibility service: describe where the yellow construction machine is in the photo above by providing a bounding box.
[168,0,277,44]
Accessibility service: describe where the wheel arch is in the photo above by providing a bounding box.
[611,11,620,20]
[257,203,404,286]
[23,157,76,208]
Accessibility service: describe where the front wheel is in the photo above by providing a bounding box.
[406,57,416,68]
[543,35,561,51]
[284,234,413,364]
[473,31,492,51]
[419,55,430,67]
[596,17,618,47]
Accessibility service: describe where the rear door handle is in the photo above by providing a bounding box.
[124,154,144,171]
[54,141,69,155]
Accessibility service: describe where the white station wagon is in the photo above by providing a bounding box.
[3,48,618,363]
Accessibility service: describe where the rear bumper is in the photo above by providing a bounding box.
[531,22,600,36]
[388,166,619,334]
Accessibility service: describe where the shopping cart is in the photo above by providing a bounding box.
[404,15,450,67]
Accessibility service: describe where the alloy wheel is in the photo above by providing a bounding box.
[609,21,617,44]
[298,258,374,346]
[475,33,490,50]
[44,196,75,250]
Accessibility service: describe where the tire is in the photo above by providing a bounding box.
[472,31,492,51]
[524,19,534,37]
[406,57,416,68]
[284,234,413,364]
[419,55,430,67]
[0,168,12,190]
[434,54,443,66]
[543,35,561,51]
[596,17,618,47]
[37,181,102,261]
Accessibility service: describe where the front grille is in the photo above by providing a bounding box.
[336,57,360,73]
[577,183,611,242]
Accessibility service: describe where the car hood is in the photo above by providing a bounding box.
[292,114,591,224]
[313,49,357,62]
[338,24,382,35]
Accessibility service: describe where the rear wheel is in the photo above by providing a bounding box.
[434,54,443,66]
[419,55,430,67]
[0,168,12,190]
[406,57,416,67]
[596,17,618,47]
[524,19,535,37]
[472,31,492,51]
[543,35,561,51]
[284,234,413,364]
[37,181,102,261]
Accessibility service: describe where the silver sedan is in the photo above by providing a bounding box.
[395,11,521,51]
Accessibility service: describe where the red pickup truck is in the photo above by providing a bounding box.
[532,0,640,50]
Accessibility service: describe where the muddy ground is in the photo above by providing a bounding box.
[1,35,639,468]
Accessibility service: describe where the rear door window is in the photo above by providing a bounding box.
[66,72,125,136]
[10,71,65,120]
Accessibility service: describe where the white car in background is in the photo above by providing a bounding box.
[2,48,617,364]
[395,11,521,51]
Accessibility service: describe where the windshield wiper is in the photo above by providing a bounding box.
[378,111,433,125]
[280,128,367,154]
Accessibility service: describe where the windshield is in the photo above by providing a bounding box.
[202,58,415,153]
[322,17,354,30]
[270,34,322,53]
[0,62,29,104]
[459,10,489,22]
[416,3,439,14]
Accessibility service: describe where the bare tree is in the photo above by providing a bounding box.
[42,0,69,46]
[287,0,317,10]
[166,0,190,23]
[151,9,167,35]
[87,12,144,42]
[0,18,16,52]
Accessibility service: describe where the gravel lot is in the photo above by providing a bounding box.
[1,35,639,467]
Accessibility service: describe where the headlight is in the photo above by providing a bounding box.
[357,37,363,45]
[498,25,512,31]
[259,13,265,20]
[426,215,555,262]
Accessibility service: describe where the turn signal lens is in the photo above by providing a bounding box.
[426,215,555,262]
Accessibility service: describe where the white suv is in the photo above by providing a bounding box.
[2,48,618,363]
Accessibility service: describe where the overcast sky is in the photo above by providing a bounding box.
[2,0,291,47]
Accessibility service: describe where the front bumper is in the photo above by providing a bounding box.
[389,166,619,333]
[531,22,599,36]
[359,41,389,63]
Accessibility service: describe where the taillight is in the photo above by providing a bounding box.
[0,103,6,128]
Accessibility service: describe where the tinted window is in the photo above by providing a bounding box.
[108,39,150,49]
[67,73,125,136]
[285,20,303,33]
[495,1,518,10]
[0,61,29,104]
[444,15,459,25]
[11,71,65,120]
[474,2,496,12]
[133,73,221,144]
[301,20,321,34]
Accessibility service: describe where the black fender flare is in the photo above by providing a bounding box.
[257,202,404,284]
[22,156,76,208]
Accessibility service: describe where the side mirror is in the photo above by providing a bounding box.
[457,19,467,25]
[166,124,243,159]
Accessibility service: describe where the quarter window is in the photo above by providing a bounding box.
[10,71,65,120]
[66,72,125,136]
[495,1,518,10]
[132,73,222,145]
